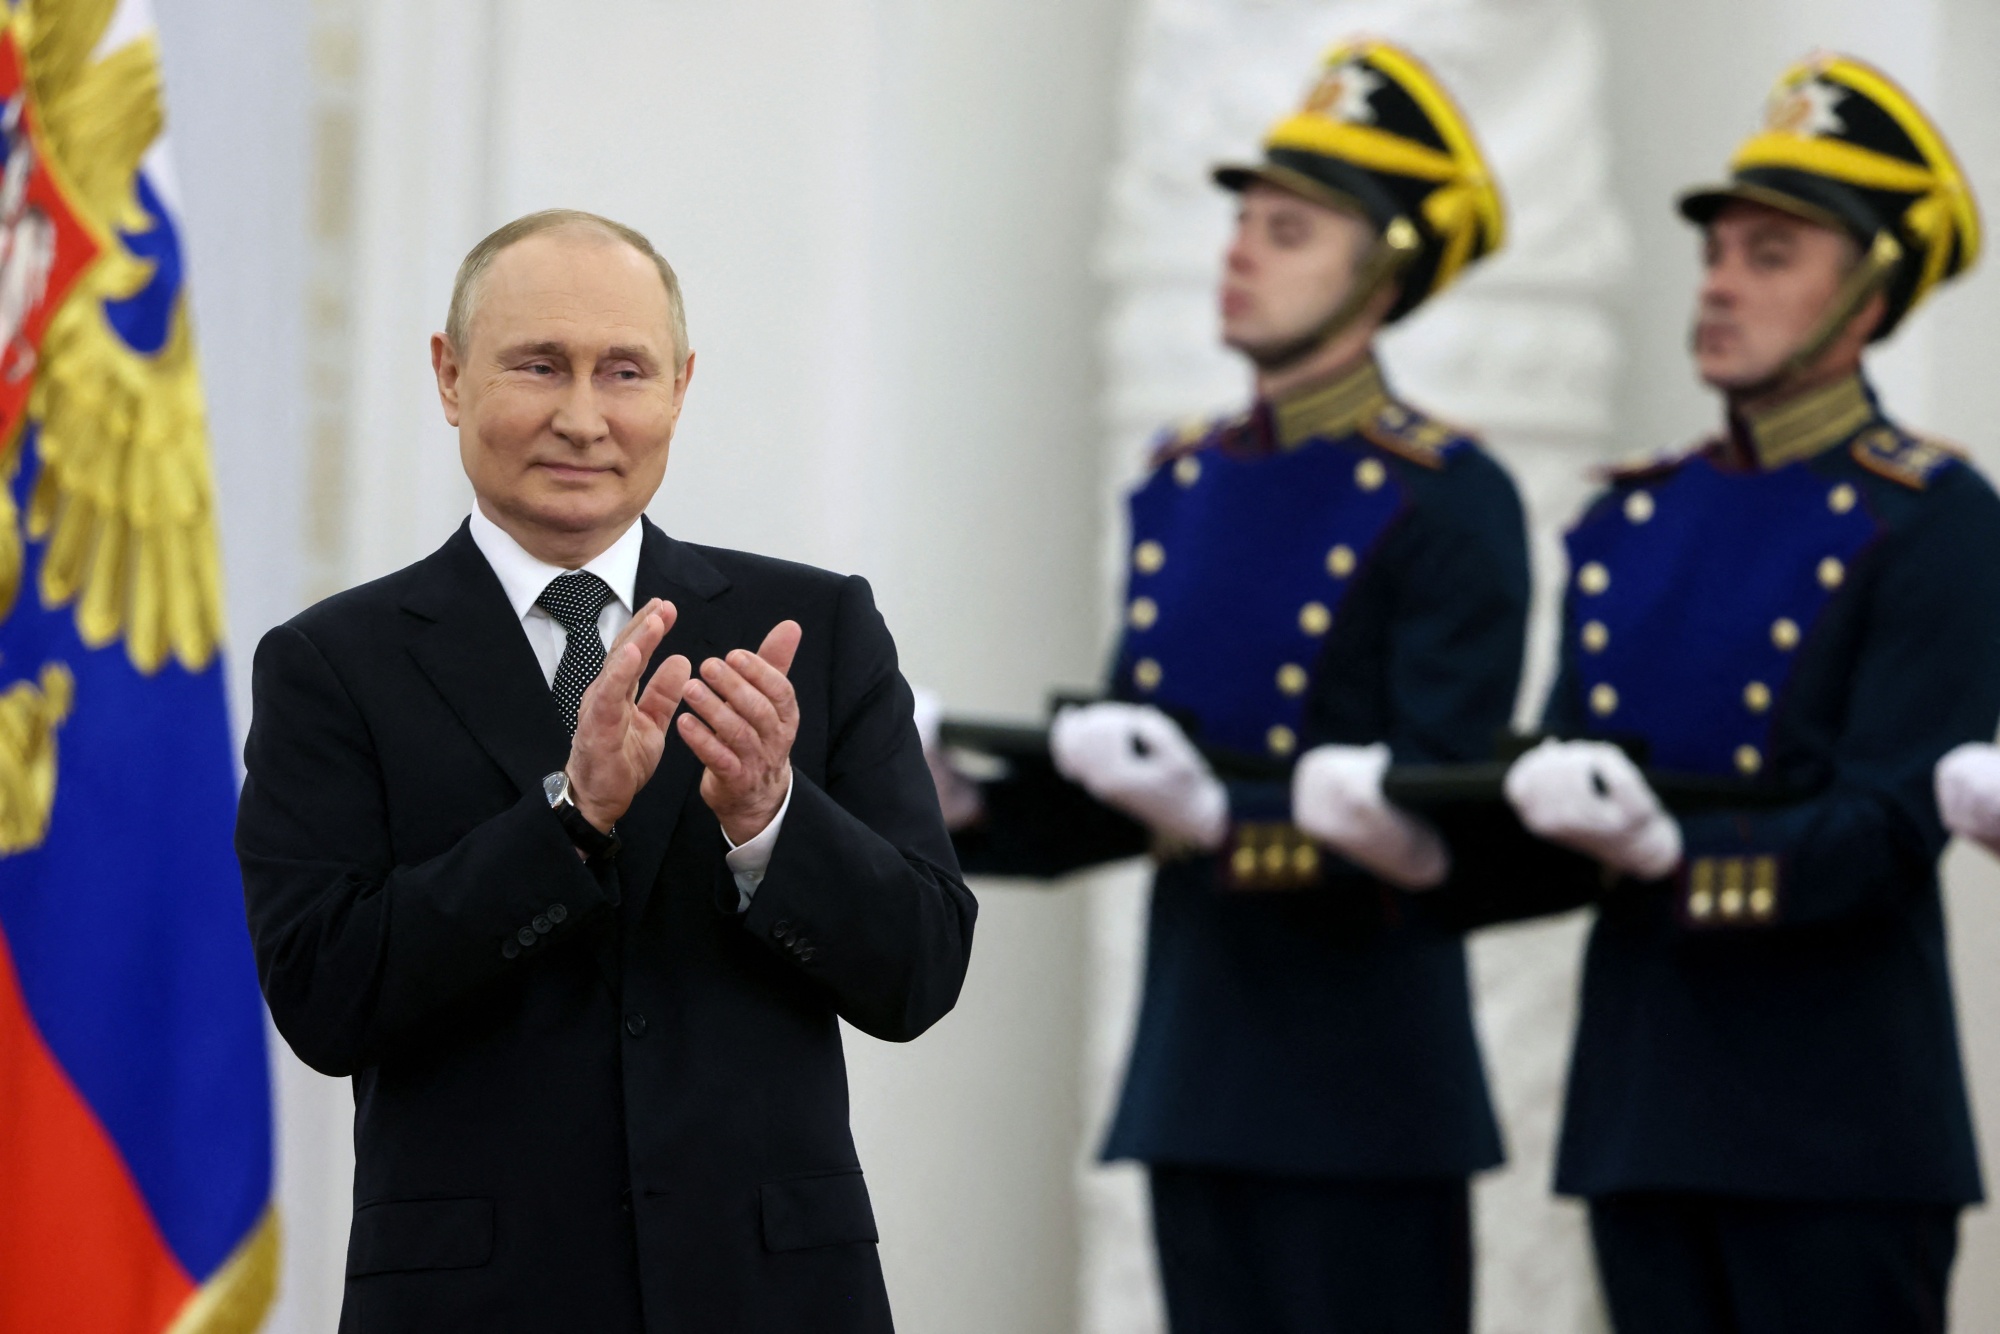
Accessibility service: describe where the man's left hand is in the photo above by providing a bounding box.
[679,620,803,845]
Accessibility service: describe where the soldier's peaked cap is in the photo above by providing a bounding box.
[1214,39,1505,322]
[1680,52,1980,339]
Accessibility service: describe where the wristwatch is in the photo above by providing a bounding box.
[543,770,622,861]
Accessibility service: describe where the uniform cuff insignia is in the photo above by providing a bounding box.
[1222,821,1323,891]
[1682,854,1781,927]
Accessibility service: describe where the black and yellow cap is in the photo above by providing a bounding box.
[1680,52,1980,338]
[1214,39,1505,322]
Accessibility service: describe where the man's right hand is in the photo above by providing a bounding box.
[567,598,692,831]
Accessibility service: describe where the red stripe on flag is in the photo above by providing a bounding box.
[0,925,195,1329]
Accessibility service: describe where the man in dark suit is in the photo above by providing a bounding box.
[236,208,976,1333]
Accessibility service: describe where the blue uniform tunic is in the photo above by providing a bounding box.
[953,358,1530,1181]
[1497,375,2000,1206]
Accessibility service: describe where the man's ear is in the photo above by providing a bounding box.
[1368,278,1403,326]
[1853,288,1890,344]
[1825,287,1889,372]
[431,332,462,427]
[671,349,697,419]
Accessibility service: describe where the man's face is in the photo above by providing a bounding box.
[1692,201,1863,390]
[1220,183,1378,357]
[434,228,690,549]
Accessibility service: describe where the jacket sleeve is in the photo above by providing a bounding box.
[236,623,621,1077]
[1231,449,1536,897]
[949,757,1152,879]
[1670,468,2000,932]
[738,575,979,1042]
[1420,520,1614,931]
[1380,452,1530,767]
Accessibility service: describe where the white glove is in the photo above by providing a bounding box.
[1049,702,1229,851]
[1503,738,1682,880]
[1291,743,1449,890]
[1937,741,2000,852]
[911,686,984,832]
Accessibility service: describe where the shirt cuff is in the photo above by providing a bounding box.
[723,770,793,911]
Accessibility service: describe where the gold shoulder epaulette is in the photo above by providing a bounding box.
[1146,411,1241,470]
[1359,401,1471,470]
[1850,426,1962,490]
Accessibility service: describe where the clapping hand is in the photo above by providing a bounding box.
[678,620,804,845]
[567,598,693,832]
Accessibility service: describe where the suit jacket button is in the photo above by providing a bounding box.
[547,903,568,924]
[772,920,792,941]
[532,915,551,934]
[517,927,539,947]
[798,946,817,962]
[502,939,521,960]
[625,1013,648,1038]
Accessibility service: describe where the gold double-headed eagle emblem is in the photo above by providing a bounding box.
[0,0,224,854]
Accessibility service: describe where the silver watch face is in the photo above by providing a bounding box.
[542,770,571,808]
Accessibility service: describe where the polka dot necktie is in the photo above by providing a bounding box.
[537,571,618,735]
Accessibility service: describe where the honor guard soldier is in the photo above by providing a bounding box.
[927,42,1524,1332]
[1434,54,2000,1333]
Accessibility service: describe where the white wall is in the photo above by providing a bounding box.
[155,1,311,721]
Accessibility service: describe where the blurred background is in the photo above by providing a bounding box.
[162,0,2000,1329]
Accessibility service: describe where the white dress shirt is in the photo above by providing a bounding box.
[468,507,789,908]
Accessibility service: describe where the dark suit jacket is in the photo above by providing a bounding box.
[237,519,976,1333]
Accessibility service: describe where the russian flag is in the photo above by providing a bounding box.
[0,0,276,1328]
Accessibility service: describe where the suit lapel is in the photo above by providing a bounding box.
[402,524,572,797]
[610,519,732,924]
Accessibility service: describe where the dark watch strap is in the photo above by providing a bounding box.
[555,801,622,862]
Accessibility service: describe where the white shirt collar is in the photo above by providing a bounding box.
[467,505,645,623]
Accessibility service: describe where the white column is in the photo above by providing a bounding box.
[1088,3,1629,1330]
[338,0,506,585]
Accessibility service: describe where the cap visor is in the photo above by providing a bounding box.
[1677,181,1851,235]
[1212,162,1371,220]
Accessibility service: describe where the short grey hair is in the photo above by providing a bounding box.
[445,208,690,368]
